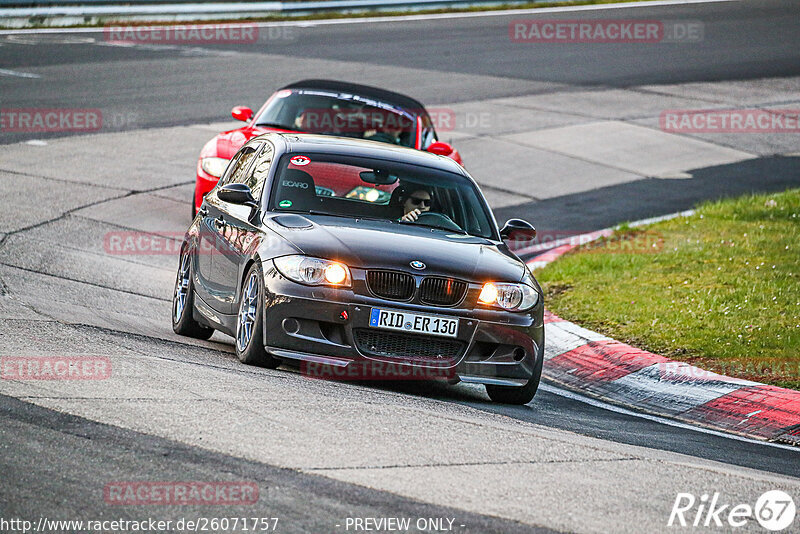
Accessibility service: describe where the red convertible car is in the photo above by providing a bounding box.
[193,79,462,216]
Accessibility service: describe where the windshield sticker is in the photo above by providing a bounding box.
[275,89,293,99]
[290,155,311,166]
[278,200,293,208]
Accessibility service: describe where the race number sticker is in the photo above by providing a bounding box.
[290,155,311,166]
[756,490,796,531]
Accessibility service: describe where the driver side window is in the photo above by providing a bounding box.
[218,145,258,188]
[244,142,274,202]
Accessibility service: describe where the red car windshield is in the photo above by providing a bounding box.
[254,89,418,148]
[269,153,497,240]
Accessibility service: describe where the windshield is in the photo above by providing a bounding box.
[268,153,497,239]
[254,89,418,148]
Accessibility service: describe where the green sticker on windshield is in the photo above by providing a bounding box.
[279,200,292,208]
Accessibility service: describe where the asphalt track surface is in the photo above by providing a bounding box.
[0,0,798,132]
[1,1,800,532]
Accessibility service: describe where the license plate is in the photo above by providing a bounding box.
[369,308,458,338]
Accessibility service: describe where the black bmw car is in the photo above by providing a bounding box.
[173,133,544,404]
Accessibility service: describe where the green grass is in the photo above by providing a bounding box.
[537,189,800,390]
[7,0,665,30]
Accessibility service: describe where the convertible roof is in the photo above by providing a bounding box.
[280,79,428,114]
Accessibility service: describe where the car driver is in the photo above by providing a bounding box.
[400,188,433,222]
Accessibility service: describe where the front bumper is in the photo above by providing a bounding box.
[261,263,543,387]
[195,164,221,211]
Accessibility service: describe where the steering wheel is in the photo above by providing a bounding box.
[411,211,463,232]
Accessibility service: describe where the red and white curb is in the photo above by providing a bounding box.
[527,213,800,446]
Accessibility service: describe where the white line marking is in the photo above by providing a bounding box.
[279,0,739,27]
[96,40,240,57]
[0,68,41,78]
[0,0,738,35]
[3,34,96,45]
[539,383,800,452]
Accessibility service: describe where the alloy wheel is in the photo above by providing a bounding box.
[237,271,259,351]
[173,252,191,323]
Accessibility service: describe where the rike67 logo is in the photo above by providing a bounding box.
[669,490,796,531]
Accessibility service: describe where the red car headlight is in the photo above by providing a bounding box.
[200,157,229,178]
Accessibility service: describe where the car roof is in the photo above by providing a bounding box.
[255,133,467,176]
[280,79,427,115]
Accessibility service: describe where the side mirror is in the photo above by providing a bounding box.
[426,141,454,157]
[218,183,259,209]
[231,106,253,123]
[500,219,536,243]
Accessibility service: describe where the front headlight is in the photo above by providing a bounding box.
[478,282,538,311]
[200,156,230,178]
[273,255,352,287]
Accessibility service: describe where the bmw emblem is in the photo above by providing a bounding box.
[410,260,426,270]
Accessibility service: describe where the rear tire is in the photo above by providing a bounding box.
[172,248,214,340]
[235,263,280,368]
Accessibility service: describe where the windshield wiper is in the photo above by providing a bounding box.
[304,211,389,223]
[302,210,349,218]
[399,220,469,235]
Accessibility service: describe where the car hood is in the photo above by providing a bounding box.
[264,214,525,283]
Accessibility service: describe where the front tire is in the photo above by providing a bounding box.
[172,248,214,340]
[235,263,280,368]
[485,357,542,405]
